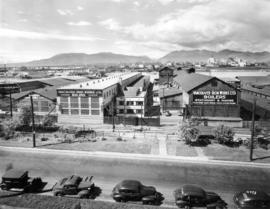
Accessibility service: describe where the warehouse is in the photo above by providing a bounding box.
[174,71,242,127]
[57,72,141,126]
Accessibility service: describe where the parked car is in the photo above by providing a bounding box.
[112,180,164,205]
[165,111,172,117]
[174,184,227,209]
[0,169,43,192]
[52,175,95,198]
[233,189,270,209]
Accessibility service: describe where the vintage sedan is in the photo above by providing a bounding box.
[234,189,270,209]
[0,169,43,192]
[53,175,95,198]
[174,184,227,209]
[112,180,164,205]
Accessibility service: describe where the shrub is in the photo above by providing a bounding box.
[116,136,123,141]
[181,126,200,145]
[19,106,32,127]
[42,115,55,127]
[0,118,19,140]
[214,125,237,147]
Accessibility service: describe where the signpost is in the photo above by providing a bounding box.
[192,90,237,105]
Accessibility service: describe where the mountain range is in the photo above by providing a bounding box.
[159,49,270,63]
[20,52,151,66]
[6,49,270,66]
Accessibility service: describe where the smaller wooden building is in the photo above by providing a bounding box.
[158,67,174,85]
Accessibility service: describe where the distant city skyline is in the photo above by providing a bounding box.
[1,0,270,63]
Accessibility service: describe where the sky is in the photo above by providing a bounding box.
[1,0,270,63]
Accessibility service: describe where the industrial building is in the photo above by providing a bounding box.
[174,71,242,127]
[57,72,141,126]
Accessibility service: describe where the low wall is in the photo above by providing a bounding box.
[104,116,160,127]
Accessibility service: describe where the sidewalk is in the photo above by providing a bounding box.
[1,146,270,169]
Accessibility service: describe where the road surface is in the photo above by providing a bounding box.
[0,147,270,209]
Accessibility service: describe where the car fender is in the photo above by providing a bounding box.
[142,195,156,202]
[176,200,189,208]
[78,190,90,198]
[112,194,124,201]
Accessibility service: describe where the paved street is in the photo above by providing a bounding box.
[0,146,270,209]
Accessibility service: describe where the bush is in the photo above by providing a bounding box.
[214,125,237,147]
[42,115,55,127]
[19,106,32,127]
[0,118,19,140]
[181,126,200,145]
[116,136,123,141]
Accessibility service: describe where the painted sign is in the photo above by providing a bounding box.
[192,90,237,105]
[0,83,20,94]
[57,89,102,97]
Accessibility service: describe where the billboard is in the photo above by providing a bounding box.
[192,90,237,105]
[0,83,20,94]
[57,89,102,97]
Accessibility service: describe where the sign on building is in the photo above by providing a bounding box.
[57,89,103,97]
[192,90,237,105]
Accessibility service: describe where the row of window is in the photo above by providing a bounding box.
[61,109,100,115]
[118,101,144,106]
[118,109,143,114]
[60,97,100,109]
[104,88,117,99]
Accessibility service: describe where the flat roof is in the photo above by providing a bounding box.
[58,72,140,90]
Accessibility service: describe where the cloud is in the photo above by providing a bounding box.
[99,18,121,30]
[18,19,28,22]
[67,21,92,26]
[0,28,101,41]
[77,6,84,11]
[133,1,140,6]
[57,9,74,16]
[113,0,270,51]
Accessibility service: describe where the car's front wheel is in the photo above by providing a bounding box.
[54,192,63,197]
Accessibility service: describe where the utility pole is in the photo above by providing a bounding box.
[124,99,126,127]
[250,97,256,161]
[140,102,143,130]
[162,87,166,113]
[112,93,115,132]
[30,95,36,147]
[9,91,13,117]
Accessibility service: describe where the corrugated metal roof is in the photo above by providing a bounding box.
[39,78,77,87]
[174,72,213,93]
[59,72,140,90]
[159,87,182,98]
[242,85,270,97]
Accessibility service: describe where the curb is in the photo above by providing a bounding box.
[0,146,269,169]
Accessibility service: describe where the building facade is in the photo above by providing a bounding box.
[175,72,242,127]
[56,72,141,126]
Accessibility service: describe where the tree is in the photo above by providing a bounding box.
[214,125,235,146]
[0,118,19,140]
[181,125,200,145]
[42,115,55,127]
[19,106,32,127]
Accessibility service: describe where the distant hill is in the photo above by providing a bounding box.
[159,49,270,63]
[17,52,152,66]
